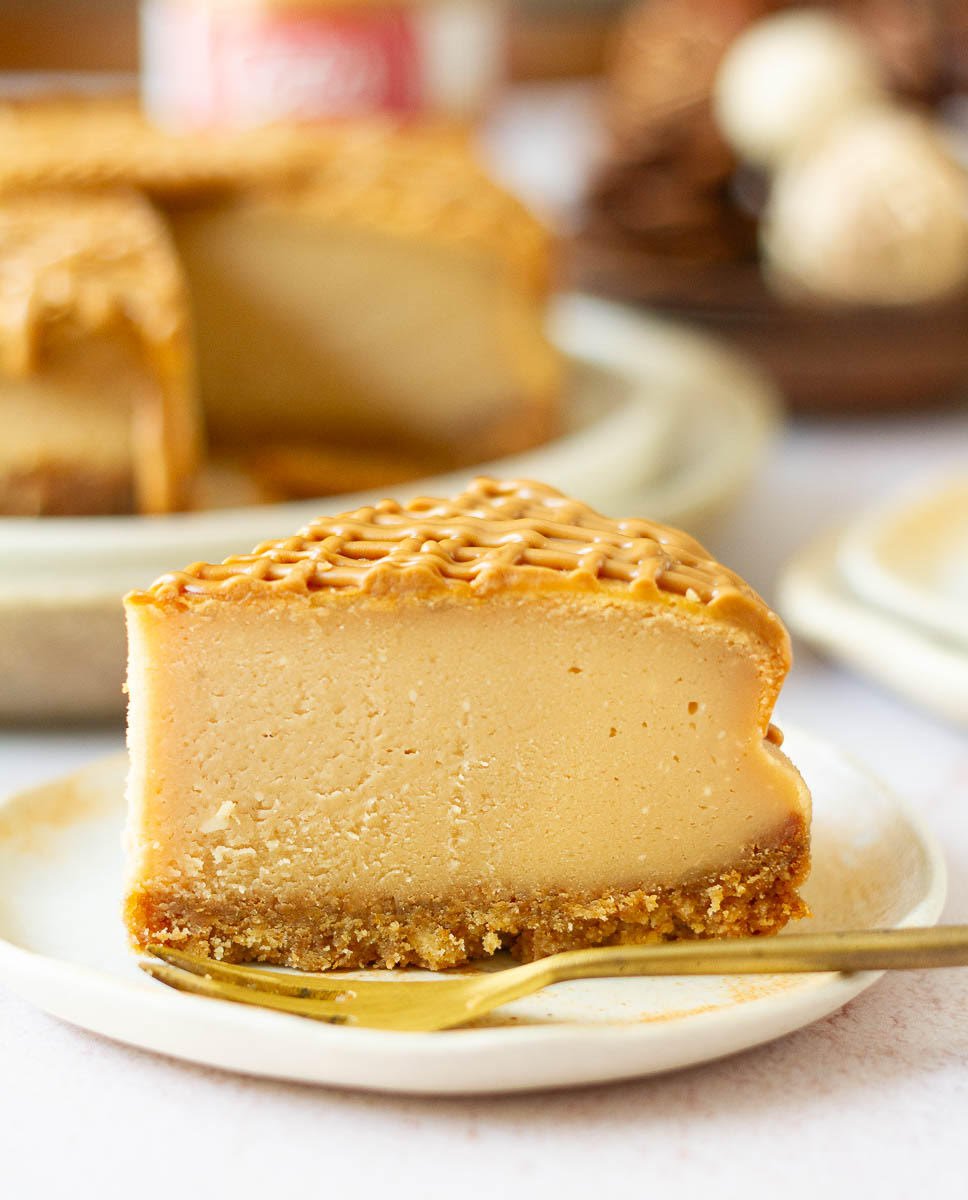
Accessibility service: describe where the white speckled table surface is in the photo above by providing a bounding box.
[2,84,967,1198]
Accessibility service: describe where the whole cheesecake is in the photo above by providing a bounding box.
[124,479,811,971]
[0,96,561,515]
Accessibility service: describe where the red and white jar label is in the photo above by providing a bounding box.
[141,0,505,128]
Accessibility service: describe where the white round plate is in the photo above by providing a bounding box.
[0,728,945,1095]
[0,294,778,719]
[780,530,968,727]
[838,476,968,653]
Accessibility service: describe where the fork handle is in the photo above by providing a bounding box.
[539,926,968,984]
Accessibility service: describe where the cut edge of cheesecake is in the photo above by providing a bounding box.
[124,478,811,971]
[0,188,200,515]
[166,190,561,462]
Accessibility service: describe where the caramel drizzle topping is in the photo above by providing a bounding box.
[145,480,775,637]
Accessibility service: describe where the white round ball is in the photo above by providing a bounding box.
[762,106,968,306]
[714,9,884,168]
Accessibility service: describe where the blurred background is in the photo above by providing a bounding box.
[5,1,968,411]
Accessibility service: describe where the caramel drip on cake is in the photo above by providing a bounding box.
[133,478,788,661]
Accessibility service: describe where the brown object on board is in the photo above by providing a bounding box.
[572,231,968,413]
[590,0,769,268]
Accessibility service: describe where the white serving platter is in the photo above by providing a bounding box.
[0,728,945,1096]
[0,295,779,719]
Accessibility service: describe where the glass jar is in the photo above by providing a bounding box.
[140,0,506,128]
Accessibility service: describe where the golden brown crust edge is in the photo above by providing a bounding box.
[127,821,810,971]
[0,460,134,517]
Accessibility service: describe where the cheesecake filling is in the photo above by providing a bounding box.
[169,205,559,461]
[0,328,144,515]
[125,592,810,967]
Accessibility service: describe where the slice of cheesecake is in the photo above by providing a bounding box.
[124,479,811,971]
[0,190,199,515]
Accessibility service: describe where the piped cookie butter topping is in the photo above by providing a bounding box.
[135,478,788,654]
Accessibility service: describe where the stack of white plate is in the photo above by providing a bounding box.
[0,295,779,720]
[779,476,968,726]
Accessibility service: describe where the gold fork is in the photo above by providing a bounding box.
[143,925,968,1032]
